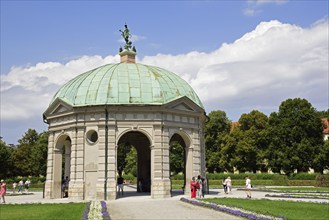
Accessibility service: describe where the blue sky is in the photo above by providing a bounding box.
[2,0,327,74]
[1,0,328,144]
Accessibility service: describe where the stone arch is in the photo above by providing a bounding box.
[52,134,72,198]
[116,128,153,147]
[116,130,152,196]
[169,130,192,148]
[169,131,193,195]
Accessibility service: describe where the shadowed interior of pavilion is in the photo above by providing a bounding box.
[115,132,189,199]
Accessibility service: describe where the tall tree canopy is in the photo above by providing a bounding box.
[220,110,269,173]
[0,139,13,179]
[266,98,324,174]
[169,143,185,175]
[30,131,49,176]
[204,110,231,172]
[10,129,48,177]
[233,110,269,173]
[124,147,137,176]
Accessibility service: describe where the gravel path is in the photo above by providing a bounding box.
[107,195,242,220]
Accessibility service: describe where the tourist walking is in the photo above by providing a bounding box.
[12,182,17,194]
[0,180,7,203]
[117,174,124,196]
[222,177,227,194]
[25,179,30,193]
[190,177,199,198]
[197,175,204,198]
[245,176,252,198]
[225,177,232,194]
[18,179,23,193]
[62,176,69,198]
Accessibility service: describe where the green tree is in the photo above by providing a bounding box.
[169,143,184,174]
[204,110,231,172]
[117,143,132,173]
[11,129,39,176]
[266,98,324,175]
[224,110,269,173]
[316,109,329,118]
[0,139,13,178]
[313,140,329,173]
[18,128,38,145]
[219,131,239,173]
[124,147,137,176]
[30,131,49,176]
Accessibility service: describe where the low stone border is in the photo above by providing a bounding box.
[180,197,284,220]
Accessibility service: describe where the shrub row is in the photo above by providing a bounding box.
[3,176,46,184]
[171,179,322,187]
[171,173,329,181]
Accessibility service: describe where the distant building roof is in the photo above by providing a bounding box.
[322,118,329,134]
[231,121,240,132]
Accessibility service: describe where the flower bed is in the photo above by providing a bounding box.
[180,197,284,220]
[82,201,110,220]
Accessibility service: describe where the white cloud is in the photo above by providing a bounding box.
[243,8,261,17]
[255,0,288,5]
[244,0,288,16]
[1,19,328,140]
[1,54,119,120]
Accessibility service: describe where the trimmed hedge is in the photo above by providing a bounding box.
[315,175,329,187]
[172,173,329,181]
[171,179,318,187]
[171,173,329,187]
[4,176,46,184]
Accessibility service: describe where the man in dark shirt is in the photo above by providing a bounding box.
[117,175,124,196]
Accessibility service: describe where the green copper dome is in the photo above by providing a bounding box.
[50,63,204,109]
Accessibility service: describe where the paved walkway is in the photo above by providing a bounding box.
[2,186,328,220]
[108,185,241,220]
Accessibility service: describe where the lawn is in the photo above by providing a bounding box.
[0,203,86,220]
[203,198,329,220]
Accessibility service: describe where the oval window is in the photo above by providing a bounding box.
[86,130,98,144]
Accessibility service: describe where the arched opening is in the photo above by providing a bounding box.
[117,131,151,198]
[169,133,188,196]
[53,135,71,198]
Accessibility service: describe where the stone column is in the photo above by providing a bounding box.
[151,125,170,198]
[98,123,117,200]
[44,132,55,199]
[192,129,201,178]
[185,146,193,196]
[69,127,85,200]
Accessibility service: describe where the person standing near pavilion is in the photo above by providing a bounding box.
[24,179,30,193]
[222,177,227,194]
[18,179,23,193]
[0,180,7,203]
[12,182,17,194]
[245,176,252,198]
[197,175,205,198]
[117,173,124,196]
[225,177,232,194]
[190,177,199,198]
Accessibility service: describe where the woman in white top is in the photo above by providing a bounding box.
[225,177,232,194]
[245,176,252,198]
